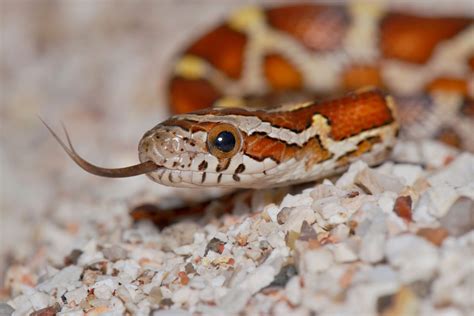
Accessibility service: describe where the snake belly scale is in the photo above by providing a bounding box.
[44,3,474,189]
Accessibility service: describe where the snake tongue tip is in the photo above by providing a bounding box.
[40,118,160,178]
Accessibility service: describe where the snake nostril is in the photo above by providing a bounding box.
[169,138,182,153]
[139,127,193,167]
[142,132,186,161]
[160,135,183,156]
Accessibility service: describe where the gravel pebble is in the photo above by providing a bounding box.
[301,248,334,273]
[4,143,473,315]
[102,245,128,262]
[385,235,439,283]
[0,303,15,316]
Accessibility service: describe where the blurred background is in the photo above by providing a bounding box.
[1,0,472,300]
[1,0,250,297]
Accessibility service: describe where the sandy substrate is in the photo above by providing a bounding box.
[1,1,473,315]
[3,141,474,315]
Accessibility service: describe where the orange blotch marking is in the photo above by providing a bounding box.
[342,65,383,91]
[300,137,333,169]
[337,136,382,165]
[381,14,471,64]
[187,25,246,79]
[264,54,303,90]
[169,77,221,114]
[426,77,468,95]
[244,133,288,162]
[196,89,394,140]
[266,4,349,51]
[243,133,331,164]
[310,90,394,140]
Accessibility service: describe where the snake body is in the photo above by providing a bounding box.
[46,3,474,188]
[139,88,398,187]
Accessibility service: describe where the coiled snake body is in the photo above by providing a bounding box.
[45,3,474,188]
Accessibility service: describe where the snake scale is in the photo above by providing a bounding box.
[44,3,474,189]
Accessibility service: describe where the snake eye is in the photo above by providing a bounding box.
[214,131,235,152]
[207,123,242,158]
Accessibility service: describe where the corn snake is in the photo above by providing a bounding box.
[44,3,474,188]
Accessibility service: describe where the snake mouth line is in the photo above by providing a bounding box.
[40,118,161,178]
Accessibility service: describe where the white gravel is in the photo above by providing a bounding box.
[3,146,473,315]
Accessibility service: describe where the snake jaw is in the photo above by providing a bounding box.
[40,118,161,178]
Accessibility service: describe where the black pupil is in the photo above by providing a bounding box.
[214,131,236,152]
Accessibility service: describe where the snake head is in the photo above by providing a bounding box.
[138,114,274,188]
